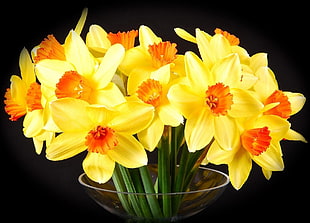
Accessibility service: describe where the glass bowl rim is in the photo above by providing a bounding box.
[78,166,230,196]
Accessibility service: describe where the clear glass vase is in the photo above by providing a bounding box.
[78,165,229,222]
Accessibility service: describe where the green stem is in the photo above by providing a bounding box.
[158,126,172,217]
[139,166,163,218]
[117,164,144,217]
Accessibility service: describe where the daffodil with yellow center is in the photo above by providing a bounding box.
[4,48,53,154]
[128,64,183,151]
[35,31,126,107]
[206,115,291,190]
[46,98,154,183]
[118,25,185,95]
[168,51,263,152]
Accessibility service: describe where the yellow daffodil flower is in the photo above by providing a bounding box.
[46,98,154,183]
[119,25,185,95]
[4,48,53,153]
[168,51,263,152]
[35,31,126,107]
[206,115,291,190]
[128,64,184,151]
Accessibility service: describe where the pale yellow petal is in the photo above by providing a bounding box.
[74,8,88,35]
[249,53,268,73]
[254,66,278,100]
[174,28,197,43]
[64,30,95,76]
[285,92,306,116]
[108,133,148,168]
[86,24,111,54]
[23,110,44,137]
[83,152,115,184]
[50,98,93,131]
[139,25,162,51]
[229,149,252,190]
[35,59,75,88]
[19,48,35,86]
[252,142,284,171]
[138,115,164,152]
[90,82,126,106]
[284,129,307,143]
[185,51,211,94]
[214,116,237,151]
[157,104,184,127]
[185,108,214,152]
[46,132,88,161]
[229,88,263,117]
[167,84,204,119]
[92,44,125,89]
[111,101,154,134]
[207,141,235,164]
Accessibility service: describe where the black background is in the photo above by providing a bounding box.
[1,1,309,221]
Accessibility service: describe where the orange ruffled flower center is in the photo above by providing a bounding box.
[136,79,163,107]
[263,90,292,119]
[34,35,66,63]
[205,83,233,116]
[241,127,272,156]
[55,71,92,101]
[4,82,43,121]
[214,28,240,46]
[148,41,177,68]
[85,126,118,155]
[107,30,138,50]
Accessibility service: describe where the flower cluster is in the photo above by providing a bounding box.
[4,9,306,190]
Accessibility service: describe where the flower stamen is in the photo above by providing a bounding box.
[86,126,118,155]
[241,127,271,156]
[148,41,177,68]
[34,35,66,63]
[136,79,163,107]
[107,30,138,50]
[205,82,233,116]
[55,71,92,101]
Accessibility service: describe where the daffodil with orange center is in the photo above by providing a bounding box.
[118,25,185,95]
[127,64,183,151]
[4,48,53,154]
[206,115,291,189]
[46,98,154,183]
[35,31,126,107]
[168,51,263,152]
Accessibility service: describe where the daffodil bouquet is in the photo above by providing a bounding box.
[4,8,307,219]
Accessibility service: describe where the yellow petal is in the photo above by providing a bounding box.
[229,149,252,190]
[254,66,278,100]
[35,59,75,88]
[74,8,88,35]
[19,48,35,86]
[185,51,211,94]
[10,75,27,105]
[139,25,162,51]
[23,110,44,137]
[214,116,237,151]
[86,24,111,54]
[207,140,235,164]
[150,64,171,85]
[138,115,164,151]
[108,133,148,168]
[262,168,272,180]
[157,104,184,127]
[229,88,263,117]
[90,82,126,106]
[83,152,115,184]
[185,108,214,152]
[285,92,306,116]
[92,44,125,89]
[64,30,95,76]
[284,129,307,143]
[111,101,154,134]
[249,53,268,73]
[127,65,154,95]
[46,132,87,160]
[50,98,92,131]
[252,142,284,171]
[174,28,197,43]
[168,84,204,119]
